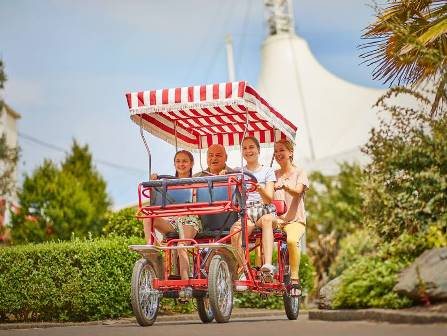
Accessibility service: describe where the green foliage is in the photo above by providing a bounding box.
[363,88,447,242]
[306,162,364,241]
[333,255,413,309]
[328,88,447,309]
[362,0,447,114]
[0,133,19,199]
[0,236,144,322]
[159,298,194,315]
[332,88,447,309]
[0,58,6,90]
[329,229,378,279]
[10,161,97,243]
[10,142,111,243]
[297,253,315,295]
[0,237,315,321]
[103,207,143,238]
[235,254,314,309]
[0,59,19,200]
[305,162,364,290]
[333,221,446,309]
[62,140,111,229]
[235,291,284,309]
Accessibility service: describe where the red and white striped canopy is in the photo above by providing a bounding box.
[125,81,297,150]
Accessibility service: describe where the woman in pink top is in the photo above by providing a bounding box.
[273,139,309,296]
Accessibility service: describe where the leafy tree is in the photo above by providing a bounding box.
[330,87,447,308]
[10,142,111,244]
[0,132,19,199]
[329,1,447,308]
[361,0,447,115]
[10,160,96,243]
[305,162,364,289]
[0,58,6,90]
[362,87,447,241]
[0,59,19,241]
[62,140,111,230]
[0,59,18,199]
[306,162,364,241]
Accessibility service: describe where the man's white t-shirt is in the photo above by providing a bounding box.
[237,165,276,203]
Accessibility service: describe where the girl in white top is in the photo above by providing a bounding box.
[230,136,277,280]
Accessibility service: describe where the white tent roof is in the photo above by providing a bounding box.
[256,33,384,173]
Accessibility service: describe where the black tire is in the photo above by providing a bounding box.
[196,295,214,323]
[207,255,233,323]
[280,242,300,320]
[131,258,160,326]
[283,292,300,320]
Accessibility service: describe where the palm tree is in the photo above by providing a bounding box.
[361,0,447,115]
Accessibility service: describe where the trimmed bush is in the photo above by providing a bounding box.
[0,235,316,321]
[0,236,144,322]
[102,208,143,238]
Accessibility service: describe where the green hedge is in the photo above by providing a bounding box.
[0,236,144,322]
[102,208,143,238]
[0,236,316,322]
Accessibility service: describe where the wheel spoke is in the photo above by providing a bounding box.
[139,265,159,320]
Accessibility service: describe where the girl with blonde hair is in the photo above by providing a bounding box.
[273,139,309,296]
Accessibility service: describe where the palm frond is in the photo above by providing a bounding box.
[360,0,447,89]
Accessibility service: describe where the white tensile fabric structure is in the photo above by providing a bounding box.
[257,32,385,172]
[125,81,297,151]
[255,0,386,173]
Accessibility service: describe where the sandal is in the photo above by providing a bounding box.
[261,264,275,283]
[289,279,302,297]
[178,286,193,304]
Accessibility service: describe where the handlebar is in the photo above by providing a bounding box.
[157,174,176,179]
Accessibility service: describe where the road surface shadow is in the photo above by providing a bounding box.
[107,316,295,328]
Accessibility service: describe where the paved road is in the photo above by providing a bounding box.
[1,315,446,336]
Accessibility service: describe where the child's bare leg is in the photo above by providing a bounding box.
[231,220,254,265]
[230,221,243,260]
[152,217,175,234]
[143,218,152,243]
[256,214,275,266]
[178,226,198,280]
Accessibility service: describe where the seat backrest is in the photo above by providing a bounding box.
[150,188,193,206]
[196,185,239,231]
[200,212,239,231]
[272,199,287,216]
[196,185,236,203]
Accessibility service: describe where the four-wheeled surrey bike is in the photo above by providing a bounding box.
[125,81,301,326]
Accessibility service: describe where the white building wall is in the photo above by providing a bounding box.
[0,105,19,148]
[0,103,20,227]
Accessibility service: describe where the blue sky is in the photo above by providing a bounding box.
[1,0,384,207]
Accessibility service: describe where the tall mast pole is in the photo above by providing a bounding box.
[264,0,316,161]
[225,34,236,82]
